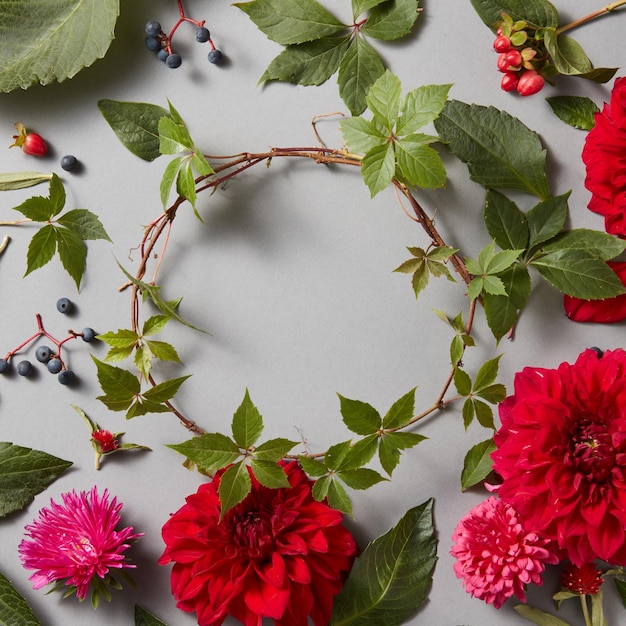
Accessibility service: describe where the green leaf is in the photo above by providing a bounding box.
[48,174,66,216]
[454,368,472,397]
[382,388,416,429]
[231,390,264,449]
[546,95,599,131]
[142,315,170,336]
[159,117,193,156]
[395,139,446,189]
[397,84,452,136]
[176,161,199,213]
[0,171,52,191]
[260,36,350,85]
[250,460,291,488]
[337,467,387,490]
[298,455,328,477]
[513,604,572,626]
[482,274,507,296]
[144,340,180,363]
[56,209,111,242]
[483,190,529,251]
[134,604,168,626]
[338,394,381,435]
[361,142,395,197]
[312,474,332,501]
[142,375,190,404]
[473,355,502,391]
[0,0,120,92]
[526,192,569,248]
[167,433,241,472]
[340,117,387,155]
[379,432,426,477]
[324,440,353,471]
[98,100,170,161]
[24,225,57,277]
[0,571,41,625]
[352,0,388,16]
[252,438,298,462]
[56,226,87,290]
[461,438,496,491]
[362,0,420,41]
[219,462,251,518]
[340,436,379,471]
[476,383,506,404]
[475,399,496,429]
[327,478,353,515]
[92,357,140,401]
[13,196,55,222]
[531,250,626,298]
[338,34,385,115]
[544,30,592,76]
[98,329,139,350]
[0,442,72,517]
[434,100,550,199]
[234,0,345,45]
[469,0,559,30]
[330,499,437,625]
[366,69,402,128]
[614,578,626,609]
[540,228,626,261]
[160,157,184,208]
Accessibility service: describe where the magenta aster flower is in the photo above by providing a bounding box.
[451,496,558,608]
[18,486,141,606]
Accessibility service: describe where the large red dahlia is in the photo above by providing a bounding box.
[582,77,626,237]
[492,348,626,566]
[158,461,357,626]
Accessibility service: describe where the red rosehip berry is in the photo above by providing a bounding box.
[500,72,519,92]
[493,36,511,53]
[504,49,522,68]
[9,123,48,157]
[517,70,545,96]
[497,53,510,72]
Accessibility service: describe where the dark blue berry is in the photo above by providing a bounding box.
[56,297,73,314]
[157,48,169,62]
[589,346,604,358]
[47,359,62,374]
[60,155,78,171]
[208,49,222,64]
[82,328,97,342]
[35,346,53,363]
[0,359,9,374]
[145,35,161,52]
[17,360,33,376]
[58,369,76,385]
[166,53,182,69]
[195,27,210,43]
[145,20,162,37]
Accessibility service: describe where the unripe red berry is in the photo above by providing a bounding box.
[493,36,511,53]
[9,123,48,157]
[504,49,522,68]
[500,72,519,92]
[497,53,510,72]
[517,70,545,96]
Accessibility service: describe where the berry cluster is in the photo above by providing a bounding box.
[144,12,222,69]
[0,298,97,385]
[493,14,546,96]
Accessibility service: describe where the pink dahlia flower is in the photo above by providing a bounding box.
[18,486,141,604]
[492,348,626,566]
[451,496,557,608]
[158,461,358,626]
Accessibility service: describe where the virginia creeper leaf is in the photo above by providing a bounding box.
[340,117,387,154]
[361,142,395,197]
[55,227,87,290]
[361,0,420,41]
[382,388,416,430]
[56,209,112,242]
[339,395,382,436]
[352,0,388,16]
[461,438,496,491]
[232,390,264,449]
[366,69,402,129]
[250,460,290,489]
[0,442,72,517]
[330,499,437,625]
[252,438,298,462]
[396,84,452,136]
[92,357,140,400]
[0,571,41,625]
[327,478,352,515]
[24,226,57,277]
[219,462,251,518]
[141,376,190,404]
[167,433,241,472]
[394,139,446,189]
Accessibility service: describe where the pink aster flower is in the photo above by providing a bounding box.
[18,486,141,605]
[451,496,558,608]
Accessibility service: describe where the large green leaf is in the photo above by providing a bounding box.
[0,572,41,625]
[469,0,559,29]
[435,100,550,199]
[330,499,437,625]
[98,100,170,161]
[0,442,72,517]
[0,0,119,92]
[134,605,168,626]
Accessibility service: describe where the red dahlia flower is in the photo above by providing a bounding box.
[564,261,626,323]
[582,77,626,237]
[158,461,358,626]
[18,486,141,604]
[492,348,626,566]
[451,496,557,608]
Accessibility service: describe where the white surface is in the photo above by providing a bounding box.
[0,1,624,625]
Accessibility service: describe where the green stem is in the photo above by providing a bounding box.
[557,0,626,35]
[580,595,592,626]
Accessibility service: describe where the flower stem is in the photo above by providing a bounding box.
[580,594,592,626]
[557,0,626,35]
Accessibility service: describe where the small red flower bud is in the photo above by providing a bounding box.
[504,49,522,68]
[9,123,48,157]
[92,429,118,452]
[493,35,511,53]
[501,72,519,92]
[560,563,604,595]
[517,70,545,96]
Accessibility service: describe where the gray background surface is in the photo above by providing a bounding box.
[0,1,624,624]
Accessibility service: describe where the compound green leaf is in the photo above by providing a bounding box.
[362,0,420,41]
[219,461,251,518]
[24,225,57,277]
[546,95,599,130]
[483,190,529,251]
[167,433,241,472]
[234,0,345,45]
[469,0,559,30]
[338,35,385,115]
[260,36,350,85]
[0,443,72,518]
[134,604,168,626]
[0,172,51,191]
[461,438,496,491]
[232,390,264,449]
[0,571,41,624]
[98,100,169,161]
[0,0,119,92]
[434,100,549,199]
[330,499,437,625]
